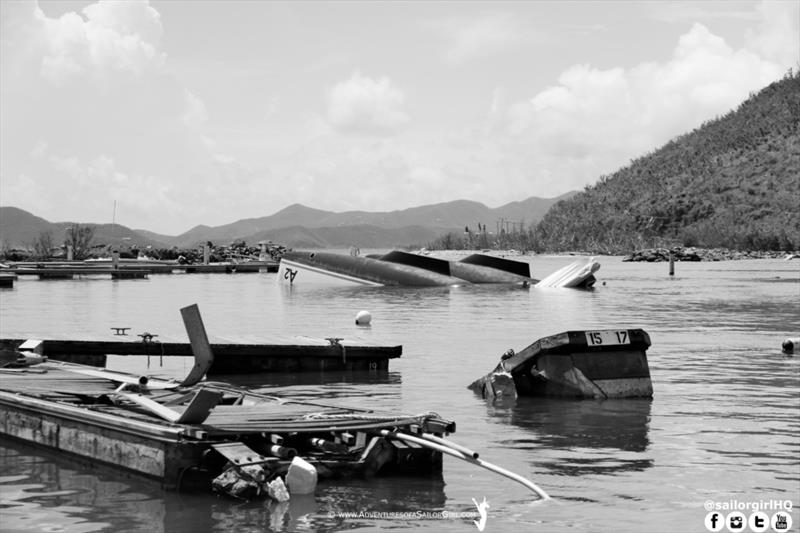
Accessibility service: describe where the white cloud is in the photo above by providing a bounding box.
[327,72,409,135]
[35,0,165,85]
[501,8,796,190]
[436,12,528,64]
[182,89,208,126]
[746,0,800,68]
[0,0,261,233]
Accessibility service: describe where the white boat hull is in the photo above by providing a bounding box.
[278,258,382,286]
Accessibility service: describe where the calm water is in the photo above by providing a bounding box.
[0,255,798,533]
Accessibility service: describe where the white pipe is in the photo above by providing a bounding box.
[381,430,549,501]
[420,432,479,459]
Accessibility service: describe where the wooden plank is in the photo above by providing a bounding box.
[117,388,223,424]
[39,361,180,390]
[212,442,277,467]
[180,304,214,386]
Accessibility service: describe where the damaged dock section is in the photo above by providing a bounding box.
[0,365,452,493]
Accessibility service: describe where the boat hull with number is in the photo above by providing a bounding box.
[279,251,475,287]
[278,250,600,288]
[469,329,653,398]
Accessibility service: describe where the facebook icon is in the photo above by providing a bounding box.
[705,511,724,532]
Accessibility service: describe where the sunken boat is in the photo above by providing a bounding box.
[469,329,653,399]
[278,250,599,288]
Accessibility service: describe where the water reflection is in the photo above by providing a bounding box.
[0,438,157,532]
[485,398,653,476]
[2,437,449,533]
[219,370,402,388]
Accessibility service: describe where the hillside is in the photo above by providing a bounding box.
[0,207,54,247]
[535,71,800,252]
[165,195,572,248]
[0,207,170,250]
[0,193,572,251]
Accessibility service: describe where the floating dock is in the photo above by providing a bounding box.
[0,272,17,287]
[0,335,402,374]
[5,260,279,279]
[0,364,451,492]
[0,304,550,501]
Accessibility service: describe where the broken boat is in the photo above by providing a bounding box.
[469,329,653,399]
[278,250,599,288]
[0,304,549,501]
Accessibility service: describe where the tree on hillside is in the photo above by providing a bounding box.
[64,224,95,260]
[31,231,54,260]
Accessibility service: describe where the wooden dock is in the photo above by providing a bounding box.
[5,260,279,279]
[0,305,549,500]
[0,272,17,287]
[0,335,402,374]
[0,365,452,492]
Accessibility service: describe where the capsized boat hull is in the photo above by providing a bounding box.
[534,256,599,288]
[379,251,535,284]
[279,250,600,288]
[278,251,467,286]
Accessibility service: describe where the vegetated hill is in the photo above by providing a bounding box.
[535,70,800,253]
[168,194,574,248]
[0,206,170,250]
[1,193,575,251]
[0,207,54,248]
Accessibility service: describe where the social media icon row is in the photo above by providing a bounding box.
[705,511,793,532]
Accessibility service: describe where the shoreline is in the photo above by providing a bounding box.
[621,247,798,262]
[424,247,798,262]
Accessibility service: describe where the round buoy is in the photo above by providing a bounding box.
[355,310,372,326]
[783,337,799,354]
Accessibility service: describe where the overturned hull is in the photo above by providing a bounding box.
[534,257,599,288]
[279,250,600,288]
[379,251,535,284]
[469,329,653,399]
[278,251,465,286]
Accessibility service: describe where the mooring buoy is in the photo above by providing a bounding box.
[782,337,799,354]
[355,310,372,326]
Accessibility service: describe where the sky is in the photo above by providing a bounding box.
[1,0,798,235]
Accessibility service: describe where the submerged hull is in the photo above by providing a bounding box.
[278,251,466,286]
[379,251,535,284]
[278,250,600,288]
[469,329,653,399]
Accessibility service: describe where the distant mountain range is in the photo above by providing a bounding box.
[0,193,575,250]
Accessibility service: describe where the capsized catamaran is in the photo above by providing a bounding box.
[278,250,599,288]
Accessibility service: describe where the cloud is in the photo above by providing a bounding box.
[36,0,165,85]
[501,4,797,190]
[435,12,528,65]
[746,0,800,67]
[182,89,208,126]
[0,0,261,233]
[327,72,409,135]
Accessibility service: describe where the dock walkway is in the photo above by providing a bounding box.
[0,364,451,491]
[1,333,402,374]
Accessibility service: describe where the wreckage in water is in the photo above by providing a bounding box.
[469,329,653,399]
[278,250,599,288]
[0,305,549,502]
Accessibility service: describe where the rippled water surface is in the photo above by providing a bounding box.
[1,255,798,532]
